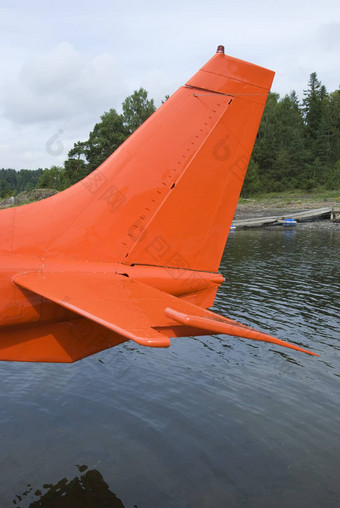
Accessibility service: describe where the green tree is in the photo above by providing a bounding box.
[302,74,330,167]
[0,168,45,196]
[242,159,261,196]
[250,92,281,191]
[0,168,17,197]
[303,73,324,140]
[64,141,88,186]
[37,166,65,190]
[326,160,340,189]
[274,93,306,188]
[327,89,340,164]
[86,109,128,172]
[122,88,156,134]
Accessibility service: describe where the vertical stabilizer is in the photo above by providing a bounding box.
[124,49,274,271]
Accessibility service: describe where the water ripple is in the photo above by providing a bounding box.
[0,227,339,507]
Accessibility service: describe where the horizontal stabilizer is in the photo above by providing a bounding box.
[14,272,172,347]
[13,271,318,357]
[165,309,319,357]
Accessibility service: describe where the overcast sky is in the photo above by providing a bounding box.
[0,0,339,170]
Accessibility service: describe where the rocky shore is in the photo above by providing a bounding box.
[0,189,57,209]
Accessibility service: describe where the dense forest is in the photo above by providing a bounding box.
[0,73,339,199]
[243,73,340,195]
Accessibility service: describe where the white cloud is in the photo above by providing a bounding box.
[2,43,126,125]
[0,42,130,168]
[317,22,340,52]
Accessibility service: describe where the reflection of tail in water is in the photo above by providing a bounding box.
[13,465,125,508]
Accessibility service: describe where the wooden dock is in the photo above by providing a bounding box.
[233,207,336,229]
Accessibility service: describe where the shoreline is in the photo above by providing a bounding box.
[235,196,339,220]
[234,196,339,230]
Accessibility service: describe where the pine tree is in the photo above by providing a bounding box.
[327,89,340,164]
[303,72,324,141]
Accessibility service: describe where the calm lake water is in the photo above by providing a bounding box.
[1,225,339,507]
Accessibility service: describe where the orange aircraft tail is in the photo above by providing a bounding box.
[1,47,318,363]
